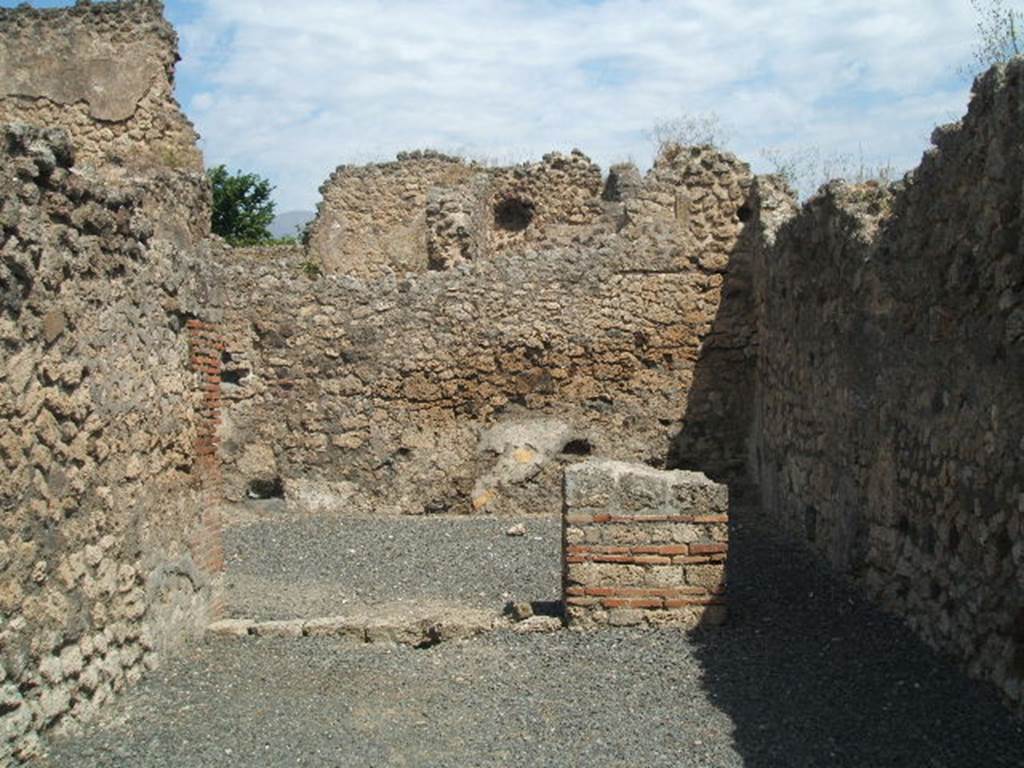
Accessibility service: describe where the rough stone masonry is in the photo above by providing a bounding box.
[3,0,1024,762]
[0,3,226,760]
[0,123,225,765]
[751,59,1024,710]
[216,143,763,516]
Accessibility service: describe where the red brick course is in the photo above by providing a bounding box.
[187,321,226,613]
[562,461,729,628]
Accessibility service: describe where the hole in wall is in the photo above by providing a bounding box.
[737,204,753,223]
[167,308,197,333]
[248,477,284,499]
[221,368,250,386]
[948,525,961,553]
[494,197,535,232]
[804,505,818,543]
[996,527,1013,559]
[221,351,250,386]
[561,439,593,457]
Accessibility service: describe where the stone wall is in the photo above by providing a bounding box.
[753,61,1024,707]
[0,0,210,247]
[563,460,729,629]
[307,151,477,278]
[425,151,606,270]
[217,146,763,516]
[309,150,609,276]
[0,125,223,763]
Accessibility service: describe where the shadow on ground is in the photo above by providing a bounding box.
[689,505,1024,768]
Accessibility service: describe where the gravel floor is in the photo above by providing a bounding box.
[222,511,563,619]
[36,508,1024,767]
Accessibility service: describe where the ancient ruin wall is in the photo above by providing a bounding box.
[218,147,761,516]
[0,126,224,763]
[0,0,209,246]
[753,61,1024,707]
[309,150,608,276]
[306,151,477,277]
[425,151,606,269]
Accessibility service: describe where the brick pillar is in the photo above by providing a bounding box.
[186,319,226,614]
[563,459,729,629]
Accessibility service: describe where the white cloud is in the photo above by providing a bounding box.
[176,0,980,209]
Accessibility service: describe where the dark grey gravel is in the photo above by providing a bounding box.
[222,511,563,619]
[36,508,1024,767]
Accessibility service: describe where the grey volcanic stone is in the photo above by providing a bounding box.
[39,509,1024,768]
[222,511,563,620]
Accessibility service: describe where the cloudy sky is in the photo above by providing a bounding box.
[5,0,998,210]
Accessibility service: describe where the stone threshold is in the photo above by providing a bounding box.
[208,602,564,648]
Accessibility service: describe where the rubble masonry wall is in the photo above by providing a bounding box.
[0,125,223,763]
[753,61,1024,708]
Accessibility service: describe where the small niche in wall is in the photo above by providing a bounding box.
[221,351,250,386]
[494,197,535,232]
[804,505,818,543]
[248,477,284,500]
[561,438,594,457]
[222,368,250,386]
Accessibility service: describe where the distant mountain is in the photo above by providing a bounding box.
[269,210,315,239]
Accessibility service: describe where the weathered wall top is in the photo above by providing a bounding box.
[307,148,610,277]
[306,151,479,277]
[0,1,177,122]
[0,0,201,174]
[0,0,209,244]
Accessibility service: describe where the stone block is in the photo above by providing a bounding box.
[207,619,254,638]
[564,461,617,509]
[303,616,366,641]
[251,620,304,638]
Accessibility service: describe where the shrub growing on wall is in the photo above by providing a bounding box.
[967,0,1022,72]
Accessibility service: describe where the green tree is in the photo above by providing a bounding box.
[207,165,276,245]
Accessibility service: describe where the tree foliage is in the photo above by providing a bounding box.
[208,165,276,246]
[968,0,1023,72]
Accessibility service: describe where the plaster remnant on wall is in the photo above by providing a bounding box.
[0,0,210,246]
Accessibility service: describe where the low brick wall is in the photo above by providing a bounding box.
[563,460,728,628]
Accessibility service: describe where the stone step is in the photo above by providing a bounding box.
[208,602,563,647]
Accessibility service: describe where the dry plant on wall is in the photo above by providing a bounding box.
[645,112,729,161]
[760,146,897,200]
[966,0,1023,72]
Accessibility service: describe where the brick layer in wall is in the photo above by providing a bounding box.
[562,460,728,629]
[187,320,226,594]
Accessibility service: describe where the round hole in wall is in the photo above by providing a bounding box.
[494,197,535,232]
[248,477,284,499]
[737,204,753,223]
[561,438,593,457]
